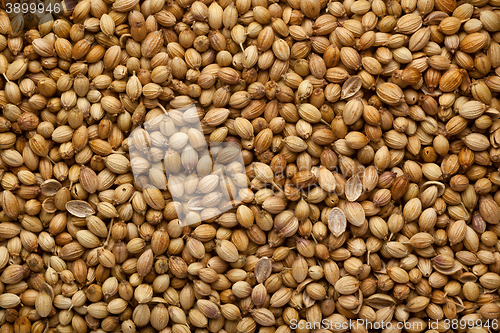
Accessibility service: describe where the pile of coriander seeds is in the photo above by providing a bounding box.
[2,0,500,332]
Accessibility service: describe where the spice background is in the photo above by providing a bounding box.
[1,0,500,332]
